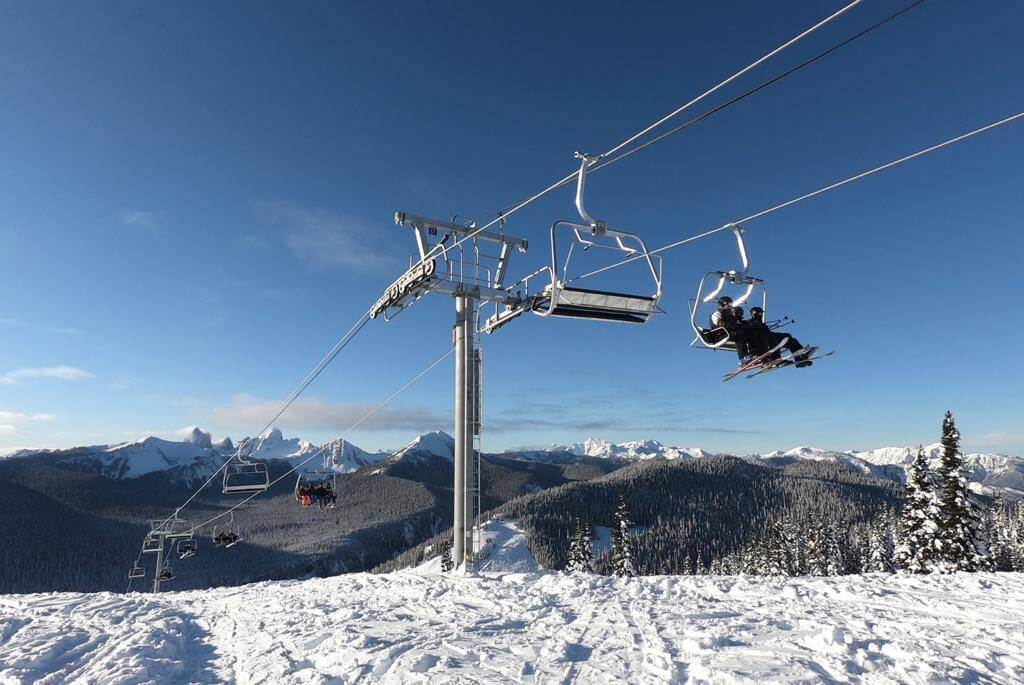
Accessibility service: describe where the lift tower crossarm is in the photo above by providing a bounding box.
[395,212,528,256]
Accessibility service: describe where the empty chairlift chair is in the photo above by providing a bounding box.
[222,457,270,494]
[533,152,662,324]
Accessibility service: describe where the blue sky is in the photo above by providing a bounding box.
[1,0,1022,455]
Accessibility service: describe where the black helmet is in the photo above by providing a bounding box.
[717,295,733,307]
[750,306,764,316]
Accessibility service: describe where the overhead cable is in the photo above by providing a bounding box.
[422,0,865,262]
[570,111,1024,283]
[191,346,456,532]
[133,307,372,578]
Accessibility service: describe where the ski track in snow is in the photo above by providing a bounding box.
[2,573,1024,684]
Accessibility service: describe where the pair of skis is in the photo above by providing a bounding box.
[744,347,834,380]
[721,341,833,382]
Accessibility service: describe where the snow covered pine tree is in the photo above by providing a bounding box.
[935,411,989,572]
[566,514,593,573]
[439,539,454,572]
[610,493,636,577]
[894,445,943,573]
[867,512,896,573]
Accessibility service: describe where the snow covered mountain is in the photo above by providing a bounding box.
[4,427,387,481]
[565,438,715,461]
[387,431,455,465]
[507,438,1024,497]
[235,427,316,462]
[320,436,387,472]
[25,427,232,481]
[760,444,1024,496]
[7,426,1022,497]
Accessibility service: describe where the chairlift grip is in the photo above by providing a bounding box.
[573,152,606,231]
[728,224,750,274]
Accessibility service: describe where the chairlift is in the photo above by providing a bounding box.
[158,565,175,582]
[532,152,663,324]
[222,457,270,494]
[690,224,768,351]
[128,565,145,580]
[294,452,338,509]
[176,538,197,560]
[142,534,163,554]
[212,512,242,548]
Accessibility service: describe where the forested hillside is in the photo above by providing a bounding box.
[379,456,902,573]
[0,446,620,593]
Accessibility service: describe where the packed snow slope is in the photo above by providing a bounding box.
[2,573,1023,684]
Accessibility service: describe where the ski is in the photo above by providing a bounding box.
[745,349,835,379]
[721,336,791,382]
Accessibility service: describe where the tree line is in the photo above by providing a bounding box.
[554,411,1024,577]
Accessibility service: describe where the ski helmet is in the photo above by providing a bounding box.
[717,295,733,307]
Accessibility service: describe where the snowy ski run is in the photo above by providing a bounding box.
[2,571,1024,684]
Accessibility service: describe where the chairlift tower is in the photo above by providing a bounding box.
[377,213,527,567]
[144,512,194,593]
[378,155,664,568]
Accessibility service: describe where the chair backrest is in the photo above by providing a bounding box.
[222,459,269,494]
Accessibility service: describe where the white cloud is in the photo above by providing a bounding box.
[0,410,54,441]
[108,375,136,391]
[211,394,449,433]
[119,209,159,231]
[0,410,55,423]
[254,201,400,274]
[0,366,95,385]
[238,234,272,251]
[969,431,1024,451]
[0,317,80,335]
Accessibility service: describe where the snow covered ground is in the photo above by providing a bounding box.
[3,572,1024,684]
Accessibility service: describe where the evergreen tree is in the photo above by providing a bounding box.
[807,522,829,576]
[987,497,1014,572]
[566,514,593,573]
[438,538,454,572]
[867,513,896,573]
[610,493,636,577]
[824,523,844,576]
[935,411,989,572]
[894,446,942,573]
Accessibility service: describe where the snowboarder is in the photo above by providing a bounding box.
[743,306,812,367]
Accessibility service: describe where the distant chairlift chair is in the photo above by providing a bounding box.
[533,152,663,324]
[213,512,242,548]
[294,450,339,509]
[222,457,270,494]
[176,538,197,560]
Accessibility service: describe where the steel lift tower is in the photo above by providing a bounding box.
[373,213,527,567]
[375,156,663,568]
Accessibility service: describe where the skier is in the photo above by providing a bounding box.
[214,530,240,547]
[707,295,751,361]
[743,306,813,367]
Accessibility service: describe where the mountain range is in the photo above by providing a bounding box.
[5,430,1022,497]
